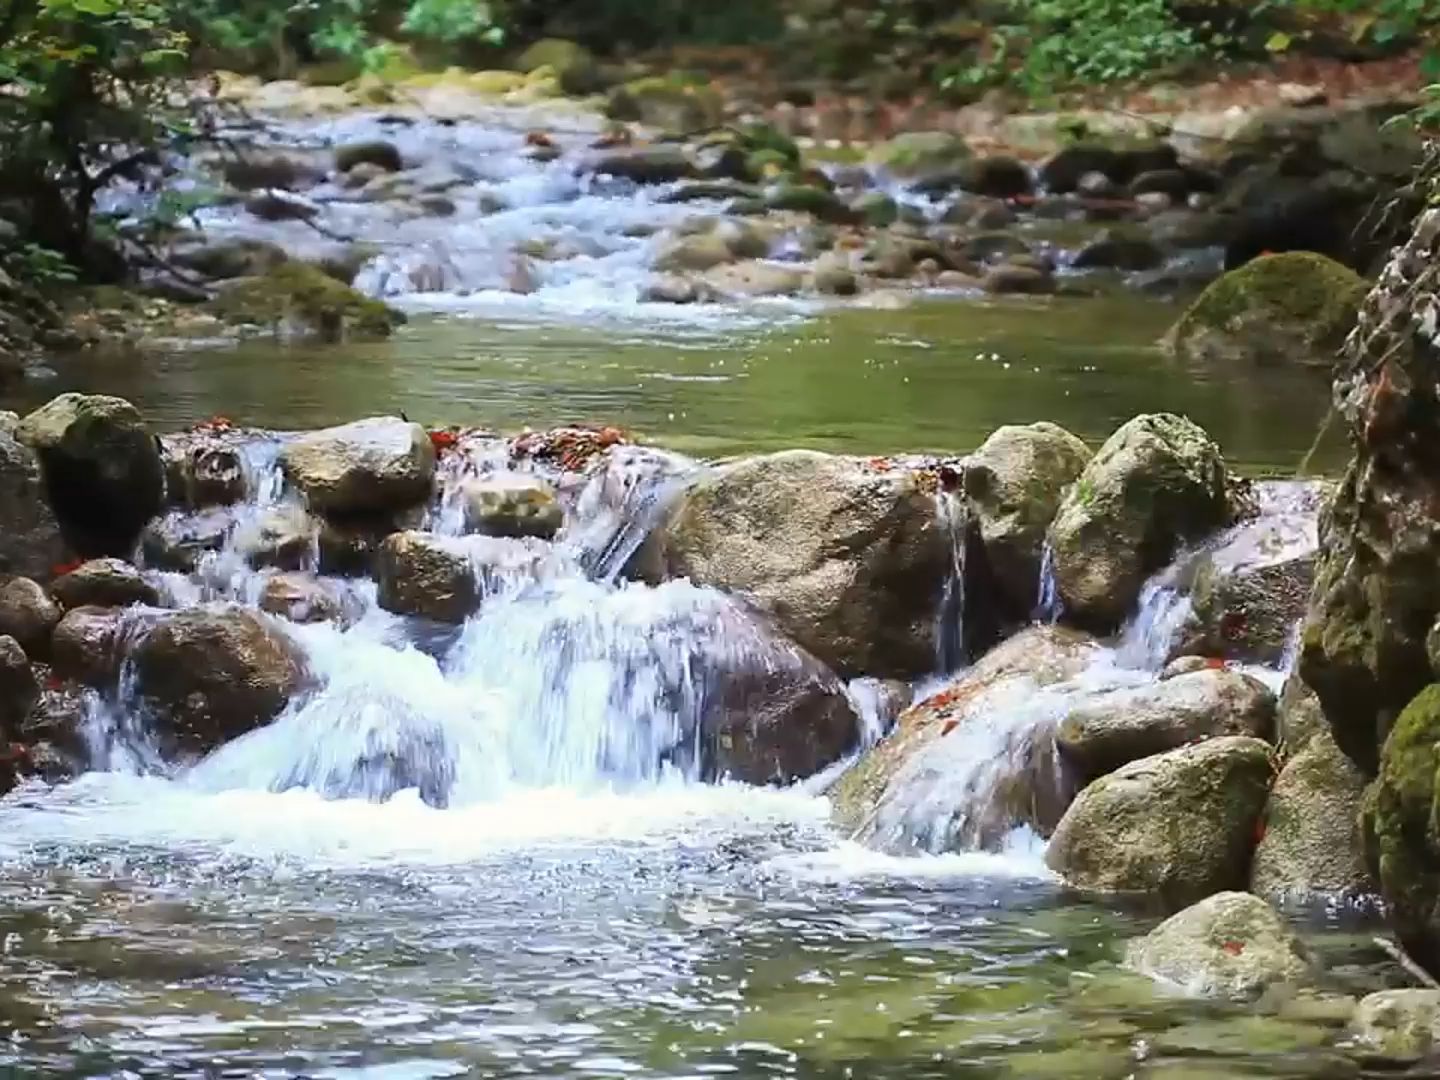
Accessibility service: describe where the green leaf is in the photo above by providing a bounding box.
[1265,30,1292,52]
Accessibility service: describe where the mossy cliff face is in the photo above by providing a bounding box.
[1297,208,1440,975]
[1164,252,1368,368]
[1298,210,1440,777]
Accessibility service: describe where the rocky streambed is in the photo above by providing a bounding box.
[0,386,1433,1075]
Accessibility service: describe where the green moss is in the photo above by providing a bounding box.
[764,184,857,224]
[605,77,722,133]
[1166,252,1368,367]
[1372,684,1440,963]
[209,263,402,342]
[866,131,972,178]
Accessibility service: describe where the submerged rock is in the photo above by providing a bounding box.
[50,558,158,610]
[131,607,309,756]
[832,625,1103,851]
[259,572,344,625]
[1045,735,1274,908]
[962,422,1091,623]
[1164,252,1367,368]
[461,475,563,540]
[653,450,951,679]
[334,140,402,174]
[1056,668,1275,781]
[0,422,67,581]
[1349,989,1440,1063]
[17,393,164,557]
[281,417,436,516]
[376,531,479,624]
[0,576,60,659]
[1124,892,1314,1000]
[1047,413,1234,632]
[1252,722,1373,899]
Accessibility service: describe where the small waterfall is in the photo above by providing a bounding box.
[933,490,969,674]
[1113,569,1195,671]
[1033,542,1062,624]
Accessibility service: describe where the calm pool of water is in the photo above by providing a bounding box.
[7,293,1346,473]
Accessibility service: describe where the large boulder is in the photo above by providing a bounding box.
[0,635,38,730]
[652,451,951,678]
[1251,722,1373,899]
[1366,684,1440,973]
[17,394,164,556]
[1174,552,1317,667]
[1123,892,1315,1000]
[1046,413,1234,632]
[832,625,1104,852]
[1045,736,1274,908]
[50,605,126,688]
[1056,668,1275,782]
[130,607,308,756]
[1349,990,1440,1064]
[376,531,479,623]
[281,417,436,516]
[0,423,67,580]
[1163,252,1367,369]
[962,422,1091,623]
[867,132,972,183]
[50,558,158,610]
[1299,210,1440,778]
[605,78,722,133]
[0,576,60,659]
[210,264,401,341]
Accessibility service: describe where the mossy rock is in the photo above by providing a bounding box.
[513,38,605,95]
[746,148,793,182]
[1368,684,1440,974]
[1164,252,1368,369]
[209,264,402,342]
[764,185,859,225]
[866,131,972,180]
[605,77,722,135]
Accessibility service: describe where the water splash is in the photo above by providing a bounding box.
[1033,542,1062,624]
[933,490,969,673]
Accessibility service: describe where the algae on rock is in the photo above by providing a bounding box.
[210,263,402,341]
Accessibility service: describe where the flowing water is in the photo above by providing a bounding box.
[0,102,1397,1077]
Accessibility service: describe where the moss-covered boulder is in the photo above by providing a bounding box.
[514,38,605,95]
[1251,722,1373,900]
[1124,892,1315,1000]
[1349,990,1440,1063]
[867,132,972,182]
[1056,668,1275,782]
[1046,413,1234,632]
[650,451,951,679]
[962,422,1091,624]
[764,184,859,224]
[0,422,67,582]
[1045,736,1275,909]
[1367,684,1440,972]
[605,77,722,134]
[1163,253,1367,368]
[210,263,402,341]
[832,625,1103,852]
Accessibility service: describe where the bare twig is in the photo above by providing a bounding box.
[1374,936,1440,990]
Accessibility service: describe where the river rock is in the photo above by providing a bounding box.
[50,558,158,610]
[376,531,479,624]
[982,264,1055,295]
[1047,413,1233,632]
[259,572,344,625]
[0,576,60,659]
[1349,990,1440,1063]
[461,475,563,540]
[1056,668,1275,781]
[515,38,604,95]
[703,261,806,299]
[605,78,722,133]
[1174,552,1317,667]
[763,185,858,225]
[281,417,435,516]
[963,422,1091,623]
[655,233,736,274]
[245,190,319,223]
[1040,141,1178,194]
[17,393,165,557]
[334,140,402,174]
[50,605,126,688]
[140,509,230,572]
[169,236,290,282]
[0,425,67,581]
[1251,722,1373,899]
[1164,252,1367,368]
[1045,736,1274,908]
[0,635,38,730]
[867,132,972,183]
[131,607,308,756]
[653,451,951,679]
[233,506,317,571]
[1123,892,1315,1000]
[832,625,1104,851]
[161,433,249,507]
[590,146,696,185]
[1071,228,1165,272]
[811,253,858,296]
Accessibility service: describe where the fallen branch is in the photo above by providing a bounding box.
[1374,936,1440,990]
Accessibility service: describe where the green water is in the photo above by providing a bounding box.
[9,294,1346,472]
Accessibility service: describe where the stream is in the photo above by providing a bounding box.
[0,98,1390,1078]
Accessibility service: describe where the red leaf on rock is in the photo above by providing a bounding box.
[51,559,84,578]
[428,430,459,454]
[1221,940,1245,955]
